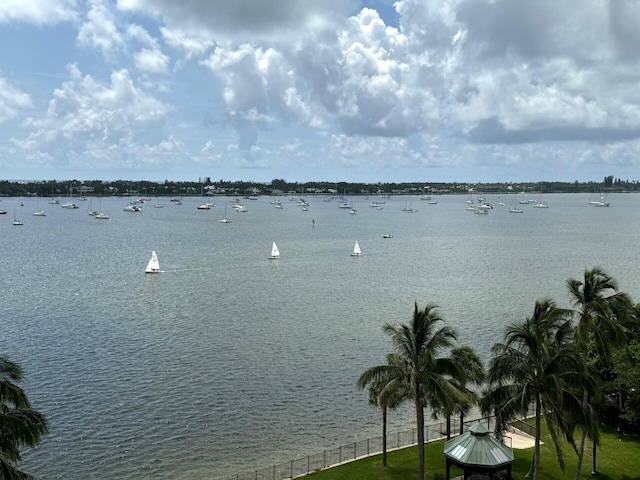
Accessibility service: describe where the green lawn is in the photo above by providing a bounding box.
[305,425,640,480]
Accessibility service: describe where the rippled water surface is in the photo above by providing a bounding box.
[2,193,640,479]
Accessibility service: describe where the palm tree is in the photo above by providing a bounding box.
[430,346,485,440]
[450,346,485,436]
[358,302,460,480]
[566,268,632,479]
[481,299,596,480]
[361,377,404,466]
[0,356,49,480]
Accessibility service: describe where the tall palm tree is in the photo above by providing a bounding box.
[430,346,485,440]
[358,302,460,480]
[481,299,596,480]
[450,346,485,436]
[0,356,49,480]
[567,267,632,479]
[361,377,404,466]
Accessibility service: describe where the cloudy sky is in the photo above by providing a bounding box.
[2,0,640,183]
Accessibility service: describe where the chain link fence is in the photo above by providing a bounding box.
[222,415,513,480]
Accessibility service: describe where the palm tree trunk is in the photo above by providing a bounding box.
[525,451,535,479]
[575,429,587,480]
[533,395,541,480]
[382,406,388,467]
[416,400,425,480]
[574,391,589,480]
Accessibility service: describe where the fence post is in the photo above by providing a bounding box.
[290,460,293,479]
[308,455,310,474]
[367,438,370,456]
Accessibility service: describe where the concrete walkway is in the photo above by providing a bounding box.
[504,426,537,449]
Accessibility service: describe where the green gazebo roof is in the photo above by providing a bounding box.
[443,423,514,468]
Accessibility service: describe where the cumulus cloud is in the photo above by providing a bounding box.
[6,0,640,181]
[8,64,177,174]
[0,77,33,122]
[134,48,169,73]
[24,64,167,145]
[200,44,316,154]
[196,6,439,154]
[161,27,214,62]
[78,2,171,75]
[77,0,123,55]
[0,0,78,25]
[449,0,640,144]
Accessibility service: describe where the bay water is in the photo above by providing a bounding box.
[2,193,639,479]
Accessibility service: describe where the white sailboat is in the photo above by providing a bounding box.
[49,186,59,205]
[61,183,79,209]
[94,195,108,219]
[509,194,524,214]
[145,250,161,273]
[268,242,280,260]
[13,207,23,226]
[350,240,362,257]
[218,204,232,223]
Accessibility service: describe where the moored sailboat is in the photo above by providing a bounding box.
[218,204,232,223]
[13,207,23,226]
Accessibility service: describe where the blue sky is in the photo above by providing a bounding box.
[2,0,640,184]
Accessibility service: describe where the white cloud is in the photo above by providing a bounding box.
[6,0,640,182]
[330,134,411,169]
[0,0,78,25]
[126,23,156,47]
[201,44,267,114]
[23,65,168,146]
[377,0,640,146]
[161,27,214,62]
[283,88,324,128]
[0,77,33,122]
[134,48,169,73]
[77,0,123,55]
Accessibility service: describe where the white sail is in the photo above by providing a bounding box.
[269,241,280,259]
[351,241,361,256]
[145,250,160,273]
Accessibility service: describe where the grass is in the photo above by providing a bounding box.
[305,424,640,480]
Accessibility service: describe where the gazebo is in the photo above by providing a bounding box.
[443,422,515,480]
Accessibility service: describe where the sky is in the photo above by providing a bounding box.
[2,0,640,184]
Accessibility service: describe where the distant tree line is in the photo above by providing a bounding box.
[1,176,639,198]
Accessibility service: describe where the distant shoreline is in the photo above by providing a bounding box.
[0,178,636,198]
